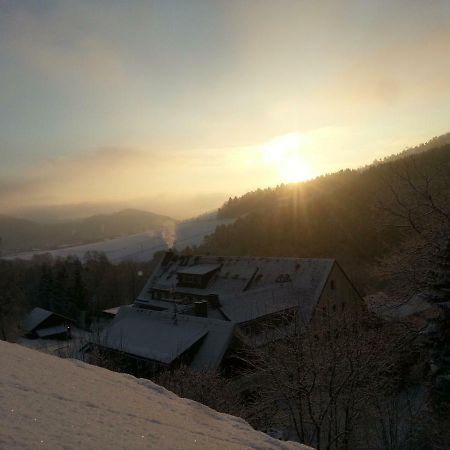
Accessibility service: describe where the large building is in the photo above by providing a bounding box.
[97,252,365,371]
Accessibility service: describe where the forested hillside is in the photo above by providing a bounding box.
[379,132,450,163]
[199,144,450,288]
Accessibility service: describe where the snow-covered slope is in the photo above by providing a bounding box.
[174,214,235,250]
[2,231,168,263]
[0,341,311,450]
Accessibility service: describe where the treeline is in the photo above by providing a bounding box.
[0,251,154,340]
[377,131,450,164]
[201,145,450,288]
[218,186,286,219]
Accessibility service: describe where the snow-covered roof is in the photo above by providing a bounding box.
[23,307,73,333]
[99,306,235,368]
[177,263,221,275]
[137,255,334,324]
[36,325,69,338]
[100,307,208,364]
[23,307,53,333]
[220,285,304,324]
[365,293,437,321]
[1,340,310,449]
[102,306,121,316]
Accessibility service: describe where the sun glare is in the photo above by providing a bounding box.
[261,132,313,183]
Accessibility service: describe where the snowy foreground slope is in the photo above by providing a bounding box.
[0,341,311,450]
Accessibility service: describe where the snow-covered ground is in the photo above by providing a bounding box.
[0,341,311,450]
[173,215,234,250]
[2,231,168,263]
[2,214,234,263]
[16,326,94,360]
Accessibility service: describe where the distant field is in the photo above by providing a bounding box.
[2,231,167,263]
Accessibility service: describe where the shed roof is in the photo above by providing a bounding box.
[23,307,73,333]
[36,325,69,339]
[23,308,53,333]
[102,307,121,316]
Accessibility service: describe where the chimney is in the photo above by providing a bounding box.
[161,250,175,267]
[193,300,208,318]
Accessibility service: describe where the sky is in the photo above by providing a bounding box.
[1,0,450,220]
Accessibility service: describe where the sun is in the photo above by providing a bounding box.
[261,132,313,183]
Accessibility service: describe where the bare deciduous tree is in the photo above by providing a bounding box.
[242,310,418,450]
[376,156,450,300]
[156,365,247,419]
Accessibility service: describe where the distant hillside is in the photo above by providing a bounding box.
[0,215,45,250]
[0,209,175,253]
[71,209,173,240]
[198,143,450,286]
[217,133,450,221]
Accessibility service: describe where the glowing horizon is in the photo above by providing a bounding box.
[1,0,450,219]
[261,132,314,183]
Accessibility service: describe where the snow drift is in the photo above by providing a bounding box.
[0,341,311,450]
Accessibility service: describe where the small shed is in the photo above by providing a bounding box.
[23,307,73,340]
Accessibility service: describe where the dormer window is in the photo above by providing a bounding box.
[177,264,221,289]
[181,274,202,287]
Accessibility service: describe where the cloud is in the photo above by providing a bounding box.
[0,143,259,218]
[1,0,449,220]
[320,27,450,115]
[2,5,128,89]
[0,147,149,208]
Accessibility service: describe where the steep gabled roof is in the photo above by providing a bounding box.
[137,255,335,324]
[219,258,334,323]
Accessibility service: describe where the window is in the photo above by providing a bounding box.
[276,274,291,283]
[179,274,203,288]
[330,280,335,290]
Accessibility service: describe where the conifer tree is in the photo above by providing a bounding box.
[36,264,54,310]
[72,260,88,312]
